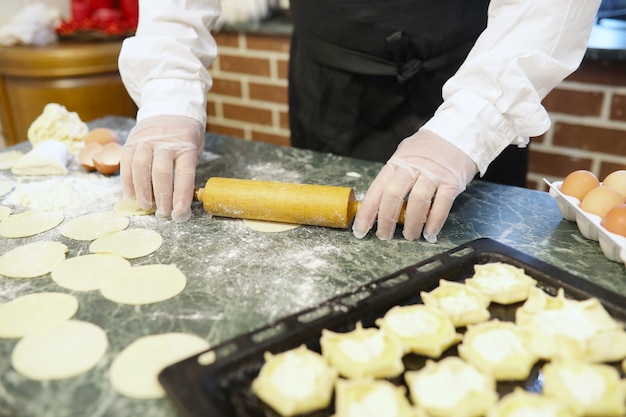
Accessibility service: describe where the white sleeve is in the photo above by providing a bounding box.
[118,0,220,126]
[421,0,601,175]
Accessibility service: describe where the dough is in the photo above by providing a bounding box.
[0,209,64,238]
[243,219,300,233]
[27,103,88,154]
[375,304,462,358]
[542,361,626,417]
[252,345,338,417]
[0,292,79,338]
[0,150,24,170]
[51,254,131,291]
[12,140,69,176]
[0,179,13,196]
[457,319,538,381]
[99,264,186,305]
[60,212,129,241]
[114,197,156,215]
[0,206,12,221]
[489,388,576,417]
[109,333,210,399]
[333,379,415,417]
[320,322,404,379]
[465,262,537,305]
[0,241,68,278]
[404,356,498,417]
[89,228,163,259]
[11,320,108,381]
[420,280,491,327]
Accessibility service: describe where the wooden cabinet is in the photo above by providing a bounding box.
[0,41,137,146]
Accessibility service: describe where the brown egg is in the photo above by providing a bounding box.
[602,204,626,237]
[560,170,600,201]
[580,185,624,218]
[84,127,120,146]
[92,142,122,175]
[77,142,103,172]
[602,170,626,198]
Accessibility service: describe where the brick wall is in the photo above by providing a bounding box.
[208,31,626,190]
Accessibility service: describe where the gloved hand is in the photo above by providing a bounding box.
[120,115,205,222]
[352,129,477,242]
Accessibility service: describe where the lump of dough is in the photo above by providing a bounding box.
[60,212,129,241]
[11,320,108,381]
[0,292,79,338]
[109,332,210,399]
[542,360,626,417]
[89,228,163,259]
[0,209,64,238]
[252,345,338,417]
[51,253,131,291]
[99,263,186,305]
[333,378,416,417]
[0,150,24,170]
[421,280,490,328]
[320,322,404,379]
[375,304,461,358]
[465,262,537,304]
[0,241,68,278]
[488,387,576,417]
[457,319,538,381]
[243,219,300,233]
[27,103,88,154]
[11,140,69,176]
[404,356,498,417]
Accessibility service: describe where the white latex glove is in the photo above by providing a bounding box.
[120,115,205,222]
[352,129,477,243]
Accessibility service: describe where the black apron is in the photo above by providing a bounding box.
[288,0,529,187]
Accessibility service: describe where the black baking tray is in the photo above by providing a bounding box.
[159,238,626,417]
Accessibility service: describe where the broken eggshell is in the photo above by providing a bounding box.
[91,142,122,175]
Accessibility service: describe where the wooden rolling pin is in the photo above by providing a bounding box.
[194,177,406,229]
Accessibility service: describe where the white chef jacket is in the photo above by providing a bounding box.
[118,0,601,175]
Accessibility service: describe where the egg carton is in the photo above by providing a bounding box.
[545,179,626,266]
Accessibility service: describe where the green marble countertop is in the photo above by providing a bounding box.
[0,117,624,417]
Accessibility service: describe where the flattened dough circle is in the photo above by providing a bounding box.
[0,206,12,221]
[100,264,186,305]
[51,253,131,291]
[61,212,130,241]
[114,198,156,215]
[243,219,300,233]
[109,333,210,399]
[11,320,108,381]
[0,209,64,238]
[0,292,79,338]
[89,228,163,259]
[0,241,68,278]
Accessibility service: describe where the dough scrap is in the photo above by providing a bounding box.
[109,333,210,399]
[12,140,69,176]
[0,150,24,170]
[0,241,68,278]
[60,212,129,241]
[243,219,300,233]
[0,209,64,238]
[89,228,163,259]
[11,320,108,380]
[0,179,13,197]
[0,292,79,338]
[100,263,186,305]
[114,197,156,215]
[51,253,131,291]
[0,206,12,221]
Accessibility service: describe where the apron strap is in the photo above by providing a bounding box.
[298,28,476,84]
